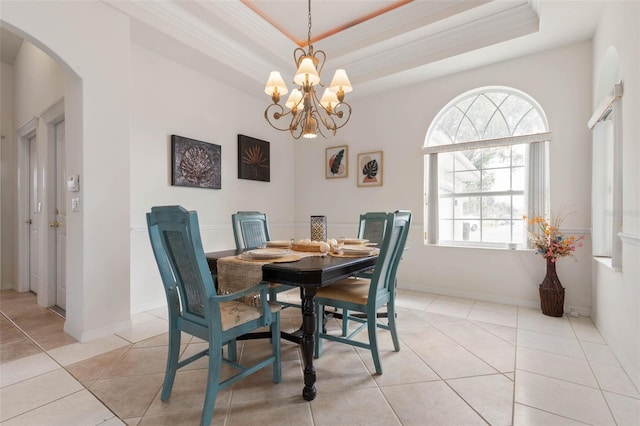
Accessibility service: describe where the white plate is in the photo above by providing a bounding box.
[342,238,369,245]
[340,246,374,255]
[245,248,292,259]
[266,240,291,248]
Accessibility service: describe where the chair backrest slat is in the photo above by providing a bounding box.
[232,211,271,250]
[147,206,216,322]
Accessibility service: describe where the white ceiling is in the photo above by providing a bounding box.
[3,1,603,100]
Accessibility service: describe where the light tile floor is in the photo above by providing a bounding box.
[1,289,639,425]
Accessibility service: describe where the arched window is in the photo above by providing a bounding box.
[423,87,551,247]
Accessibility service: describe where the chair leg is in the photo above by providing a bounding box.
[314,302,323,358]
[341,308,349,336]
[271,312,282,383]
[201,344,222,426]
[161,326,181,400]
[227,339,237,362]
[368,314,382,375]
[387,302,400,352]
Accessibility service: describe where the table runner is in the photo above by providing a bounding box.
[216,251,326,306]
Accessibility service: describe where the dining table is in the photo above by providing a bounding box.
[205,248,378,401]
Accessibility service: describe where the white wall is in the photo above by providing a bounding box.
[2,1,132,341]
[0,62,14,289]
[129,44,296,313]
[590,1,640,390]
[295,40,594,314]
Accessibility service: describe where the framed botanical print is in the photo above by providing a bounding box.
[238,134,270,182]
[171,135,221,189]
[325,145,348,179]
[357,151,383,187]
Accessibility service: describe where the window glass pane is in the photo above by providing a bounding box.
[454,220,480,241]
[511,220,525,244]
[483,147,511,168]
[512,195,525,219]
[500,95,532,134]
[482,196,511,219]
[456,196,480,218]
[454,171,480,193]
[483,113,510,139]
[439,196,454,219]
[455,116,479,143]
[435,108,464,144]
[439,219,454,240]
[512,144,526,166]
[482,168,510,192]
[514,109,546,135]
[459,149,482,171]
[467,95,496,137]
[456,97,474,112]
[485,92,508,105]
[512,166,525,191]
[482,220,511,243]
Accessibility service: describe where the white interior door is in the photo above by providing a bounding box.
[28,135,39,293]
[54,120,67,310]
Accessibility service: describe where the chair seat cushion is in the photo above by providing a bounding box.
[219,300,281,331]
[315,278,370,305]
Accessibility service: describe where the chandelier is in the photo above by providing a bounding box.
[263,0,353,139]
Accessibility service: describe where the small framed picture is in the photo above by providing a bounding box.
[325,145,348,179]
[171,135,221,189]
[238,134,270,182]
[357,151,383,187]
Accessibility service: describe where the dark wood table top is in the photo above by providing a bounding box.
[205,249,377,288]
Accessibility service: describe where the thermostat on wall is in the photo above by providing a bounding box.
[67,175,79,192]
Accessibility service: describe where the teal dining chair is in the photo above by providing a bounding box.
[340,212,390,335]
[231,211,271,250]
[314,210,412,375]
[147,206,281,426]
[231,211,299,310]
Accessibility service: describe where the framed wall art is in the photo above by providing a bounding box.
[238,134,270,182]
[357,151,383,187]
[171,135,221,189]
[325,145,348,179]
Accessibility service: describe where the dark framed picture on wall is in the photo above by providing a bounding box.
[325,145,348,179]
[238,134,270,182]
[357,151,383,187]
[171,135,221,189]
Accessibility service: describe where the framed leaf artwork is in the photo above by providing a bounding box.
[238,134,270,182]
[171,135,221,189]
[357,151,383,187]
[326,145,348,179]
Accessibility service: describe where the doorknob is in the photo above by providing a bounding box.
[49,221,60,228]
[25,219,32,225]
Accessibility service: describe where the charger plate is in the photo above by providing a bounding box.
[244,248,292,259]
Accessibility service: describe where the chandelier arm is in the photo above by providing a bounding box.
[332,102,352,130]
[265,104,297,132]
[313,49,327,82]
[308,88,335,131]
[293,47,307,67]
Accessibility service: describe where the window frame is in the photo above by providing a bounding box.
[423,87,551,248]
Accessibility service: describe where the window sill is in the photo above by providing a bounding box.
[592,256,622,273]
[427,242,535,252]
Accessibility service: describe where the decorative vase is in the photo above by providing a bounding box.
[539,257,565,317]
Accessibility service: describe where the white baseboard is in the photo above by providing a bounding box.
[65,318,133,343]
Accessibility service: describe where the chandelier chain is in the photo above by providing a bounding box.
[307,0,312,47]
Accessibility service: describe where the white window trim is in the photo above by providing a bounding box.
[424,88,550,247]
[590,82,623,268]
